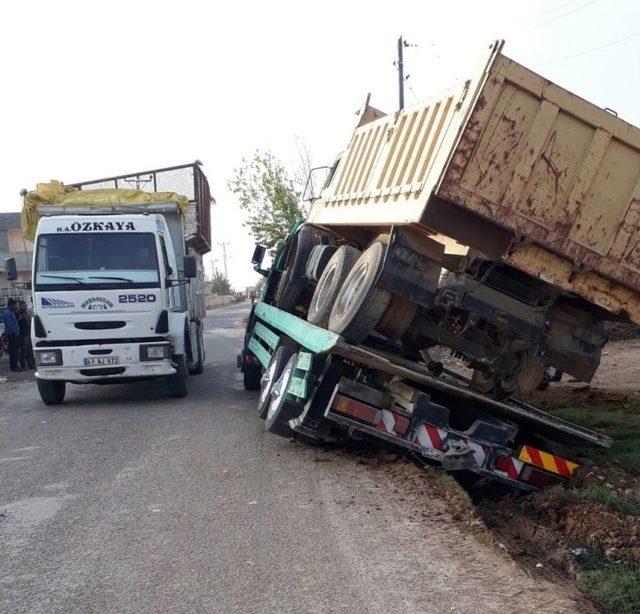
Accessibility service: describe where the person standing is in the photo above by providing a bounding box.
[18,300,35,370]
[2,298,21,372]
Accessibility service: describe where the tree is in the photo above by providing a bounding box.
[211,271,231,296]
[228,150,307,255]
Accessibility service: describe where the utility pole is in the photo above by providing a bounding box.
[217,241,230,280]
[397,36,405,111]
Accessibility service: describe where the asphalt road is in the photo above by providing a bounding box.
[1,302,588,614]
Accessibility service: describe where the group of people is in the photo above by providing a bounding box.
[2,298,35,372]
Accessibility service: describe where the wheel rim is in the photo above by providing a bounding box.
[336,261,368,317]
[313,263,337,313]
[260,360,278,405]
[268,361,293,420]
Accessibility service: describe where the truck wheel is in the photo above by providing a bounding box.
[500,350,546,397]
[167,355,188,398]
[243,357,262,391]
[328,241,391,343]
[305,244,338,282]
[37,379,66,406]
[188,322,205,375]
[265,354,301,437]
[275,225,317,311]
[258,346,295,419]
[308,245,361,328]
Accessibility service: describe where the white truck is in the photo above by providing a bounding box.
[7,162,211,405]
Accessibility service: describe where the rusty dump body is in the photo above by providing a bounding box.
[308,41,640,325]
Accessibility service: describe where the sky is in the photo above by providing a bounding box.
[1,0,639,288]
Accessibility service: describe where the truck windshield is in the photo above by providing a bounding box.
[35,233,160,290]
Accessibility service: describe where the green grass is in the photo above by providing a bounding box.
[549,407,640,475]
[540,483,640,517]
[578,566,640,614]
[575,483,640,517]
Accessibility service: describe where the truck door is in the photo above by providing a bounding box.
[159,234,178,309]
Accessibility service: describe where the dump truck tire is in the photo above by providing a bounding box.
[37,379,66,406]
[258,346,295,419]
[305,244,338,282]
[275,225,317,312]
[265,353,301,437]
[243,359,262,391]
[308,245,361,328]
[328,242,391,343]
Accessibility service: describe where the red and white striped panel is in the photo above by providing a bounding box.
[414,423,446,453]
[494,455,524,481]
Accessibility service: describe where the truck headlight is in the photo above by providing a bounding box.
[140,344,170,361]
[35,349,62,366]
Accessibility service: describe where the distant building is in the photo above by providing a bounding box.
[0,212,33,293]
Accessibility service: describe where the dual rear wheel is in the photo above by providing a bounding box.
[308,240,393,344]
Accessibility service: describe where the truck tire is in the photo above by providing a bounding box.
[275,225,317,312]
[167,355,188,398]
[258,346,295,419]
[188,321,205,375]
[265,353,301,437]
[308,245,361,328]
[37,379,66,406]
[305,244,338,282]
[328,241,391,343]
[243,357,262,391]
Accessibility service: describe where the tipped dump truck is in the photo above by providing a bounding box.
[239,40,629,490]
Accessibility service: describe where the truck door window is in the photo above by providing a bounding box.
[159,236,172,276]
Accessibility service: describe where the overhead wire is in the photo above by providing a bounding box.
[538,30,640,66]
[534,0,602,29]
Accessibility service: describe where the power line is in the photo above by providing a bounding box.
[532,0,582,19]
[538,30,640,66]
[535,0,602,28]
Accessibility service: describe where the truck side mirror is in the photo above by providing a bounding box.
[251,244,266,266]
[4,257,17,281]
[183,255,197,278]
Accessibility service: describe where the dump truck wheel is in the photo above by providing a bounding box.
[500,350,546,397]
[242,358,262,391]
[37,379,66,406]
[471,351,546,398]
[328,241,391,343]
[305,244,338,282]
[258,346,295,419]
[265,354,301,437]
[308,245,361,328]
[275,225,317,311]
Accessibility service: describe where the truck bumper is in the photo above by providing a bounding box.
[34,341,175,383]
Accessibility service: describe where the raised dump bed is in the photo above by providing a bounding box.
[308,41,640,324]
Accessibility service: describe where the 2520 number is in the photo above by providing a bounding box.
[118,294,157,303]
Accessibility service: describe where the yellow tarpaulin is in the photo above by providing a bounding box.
[22,180,190,241]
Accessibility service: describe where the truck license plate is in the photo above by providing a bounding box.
[83,356,120,366]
